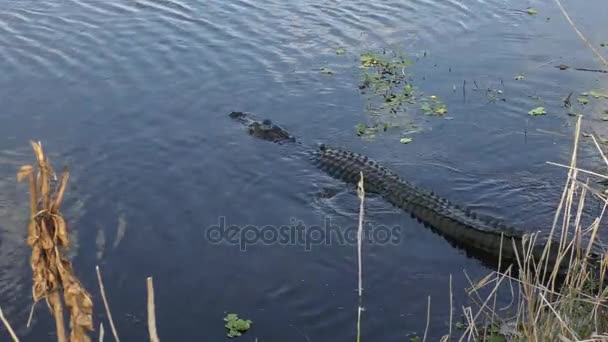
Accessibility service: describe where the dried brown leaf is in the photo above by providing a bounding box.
[17,165,34,182]
[51,167,69,213]
[53,215,69,247]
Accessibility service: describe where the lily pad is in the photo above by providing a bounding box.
[528,107,546,116]
[400,137,413,144]
[336,48,346,55]
[527,8,538,15]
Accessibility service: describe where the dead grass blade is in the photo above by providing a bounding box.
[0,304,20,342]
[146,277,160,342]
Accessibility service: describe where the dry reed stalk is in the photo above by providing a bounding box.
[146,277,160,342]
[459,115,608,341]
[95,266,119,341]
[553,0,608,67]
[422,296,430,342]
[17,141,94,342]
[355,171,365,342]
[0,304,20,342]
[98,323,104,342]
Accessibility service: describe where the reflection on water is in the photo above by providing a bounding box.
[0,0,607,340]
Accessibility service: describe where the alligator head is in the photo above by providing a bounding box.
[229,111,295,143]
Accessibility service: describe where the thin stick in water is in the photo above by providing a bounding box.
[147,277,160,342]
[423,296,431,342]
[0,304,19,342]
[99,323,105,342]
[96,266,120,342]
[355,171,365,342]
[553,0,608,67]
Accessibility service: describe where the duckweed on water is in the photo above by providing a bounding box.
[224,313,253,338]
[420,95,448,115]
[321,47,449,139]
[528,107,546,115]
[357,49,449,138]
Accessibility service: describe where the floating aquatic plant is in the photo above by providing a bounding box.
[528,107,546,115]
[224,313,252,338]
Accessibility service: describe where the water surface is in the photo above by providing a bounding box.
[1,0,608,340]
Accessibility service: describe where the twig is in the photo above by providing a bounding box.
[423,296,431,342]
[553,0,608,67]
[26,302,36,328]
[356,171,365,342]
[96,266,120,342]
[99,323,104,342]
[539,292,580,340]
[546,162,608,180]
[357,172,365,297]
[48,292,68,342]
[147,277,160,342]
[448,274,453,339]
[0,304,19,342]
[591,135,608,168]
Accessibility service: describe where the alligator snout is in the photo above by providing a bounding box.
[229,111,295,143]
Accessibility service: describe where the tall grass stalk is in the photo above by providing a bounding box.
[0,304,19,342]
[460,115,608,341]
[356,171,365,342]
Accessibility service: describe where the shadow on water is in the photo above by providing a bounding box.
[1,0,608,340]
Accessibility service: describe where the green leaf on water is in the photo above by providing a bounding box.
[336,48,346,55]
[455,321,465,329]
[224,313,252,338]
[514,75,525,80]
[527,8,538,15]
[528,107,546,115]
[435,106,448,115]
[321,67,334,75]
[400,137,413,144]
[578,97,589,105]
[356,123,366,136]
[589,91,608,99]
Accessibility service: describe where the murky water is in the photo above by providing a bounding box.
[1,0,607,340]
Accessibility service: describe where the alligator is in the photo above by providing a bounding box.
[229,111,603,278]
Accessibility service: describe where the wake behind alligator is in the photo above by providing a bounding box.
[229,111,602,276]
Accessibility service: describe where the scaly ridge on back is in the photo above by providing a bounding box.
[229,111,604,277]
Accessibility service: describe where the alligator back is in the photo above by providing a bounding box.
[230,111,600,276]
[312,145,533,260]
